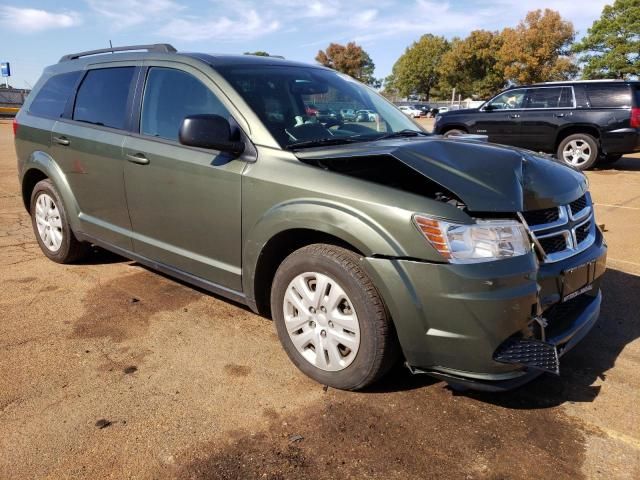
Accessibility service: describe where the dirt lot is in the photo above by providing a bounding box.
[1,118,639,479]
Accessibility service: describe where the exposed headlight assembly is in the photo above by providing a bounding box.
[413,215,531,263]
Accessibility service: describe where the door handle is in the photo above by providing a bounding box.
[554,113,565,118]
[509,114,520,119]
[53,136,70,146]
[126,153,149,165]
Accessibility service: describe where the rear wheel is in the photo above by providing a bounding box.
[557,133,599,170]
[443,128,466,137]
[30,179,89,263]
[270,244,399,390]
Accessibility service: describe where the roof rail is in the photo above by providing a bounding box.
[59,43,177,63]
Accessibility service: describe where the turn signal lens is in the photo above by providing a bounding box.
[413,215,531,263]
[12,118,19,137]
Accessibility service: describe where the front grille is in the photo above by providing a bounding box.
[575,220,591,244]
[519,193,595,263]
[521,207,559,226]
[494,338,559,374]
[570,195,588,216]
[538,234,567,254]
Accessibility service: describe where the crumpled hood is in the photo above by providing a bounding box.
[295,137,588,212]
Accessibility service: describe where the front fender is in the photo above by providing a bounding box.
[22,151,82,232]
[241,198,411,298]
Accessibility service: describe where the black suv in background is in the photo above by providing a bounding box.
[434,81,640,170]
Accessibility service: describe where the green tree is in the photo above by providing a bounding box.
[244,51,271,56]
[498,9,577,84]
[315,42,379,86]
[439,30,505,99]
[573,0,640,79]
[387,34,449,100]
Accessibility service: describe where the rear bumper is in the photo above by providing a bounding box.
[601,128,640,155]
[363,229,607,391]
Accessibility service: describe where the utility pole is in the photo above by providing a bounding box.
[451,87,455,106]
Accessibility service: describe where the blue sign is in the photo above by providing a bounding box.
[1,63,10,77]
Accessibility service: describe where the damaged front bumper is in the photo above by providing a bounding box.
[362,228,607,392]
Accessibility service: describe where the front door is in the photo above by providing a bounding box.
[50,65,138,250]
[123,65,244,291]
[472,88,527,146]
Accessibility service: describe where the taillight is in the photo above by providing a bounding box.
[631,107,640,129]
[12,117,19,136]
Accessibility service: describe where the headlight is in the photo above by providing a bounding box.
[413,215,531,263]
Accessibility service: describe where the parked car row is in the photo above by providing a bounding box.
[434,80,640,170]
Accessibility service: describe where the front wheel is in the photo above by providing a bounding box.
[557,133,599,170]
[270,244,399,390]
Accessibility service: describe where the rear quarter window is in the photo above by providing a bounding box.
[73,67,136,130]
[29,71,81,119]
[586,84,632,108]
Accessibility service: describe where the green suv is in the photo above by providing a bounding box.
[14,44,607,391]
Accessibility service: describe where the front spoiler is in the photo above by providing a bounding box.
[408,290,602,392]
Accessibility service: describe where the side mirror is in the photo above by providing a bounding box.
[482,104,494,112]
[179,114,244,155]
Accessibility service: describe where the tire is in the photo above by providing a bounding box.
[443,128,466,137]
[557,133,599,170]
[30,179,89,263]
[270,244,399,390]
[599,153,623,165]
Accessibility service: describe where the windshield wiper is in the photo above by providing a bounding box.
[372,129,430,140]
[284,136,365,150]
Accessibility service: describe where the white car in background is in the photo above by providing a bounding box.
[399,105,423,118]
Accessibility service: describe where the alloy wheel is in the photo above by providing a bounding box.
[562,139,592,167]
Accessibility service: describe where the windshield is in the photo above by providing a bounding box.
[216,65,423,148]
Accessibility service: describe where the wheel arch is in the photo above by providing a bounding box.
[554,125,601,152]
[21,151,81,231]
[243,201,408,316]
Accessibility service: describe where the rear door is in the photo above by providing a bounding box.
[472,89,526,144]
[122,63,245,291]
[518,86,575,152]
[50,64,138,250]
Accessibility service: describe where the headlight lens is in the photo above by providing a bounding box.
[413,215,531,263]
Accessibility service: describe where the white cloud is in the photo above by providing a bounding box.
[0,6,81,33]
[159,9,280,42]
[86,0,182,28]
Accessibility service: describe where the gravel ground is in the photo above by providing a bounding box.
[1,119,639,479]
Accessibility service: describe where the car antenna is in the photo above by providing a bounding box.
[109,40,113,52]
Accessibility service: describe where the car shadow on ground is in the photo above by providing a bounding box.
[593,156,640,172]
[75,246,129,265]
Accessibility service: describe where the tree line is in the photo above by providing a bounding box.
[310,0,639,101]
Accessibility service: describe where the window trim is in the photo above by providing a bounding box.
[523,86,576,110]
[70,65,140,132]
[483,86,577,112]
[133,63,243,147]
[26,70,83,121]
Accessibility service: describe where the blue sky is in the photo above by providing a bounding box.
[2,0,612,88]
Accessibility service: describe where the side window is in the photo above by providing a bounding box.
[73,67,135,129]
[525,87,573,109]
[140,68,230,142]
[29,71,81,119]
[586,85,632,108]
[488,90,526,110]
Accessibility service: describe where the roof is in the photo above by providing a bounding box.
[508,79,639,89]
[55,43,325,72]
